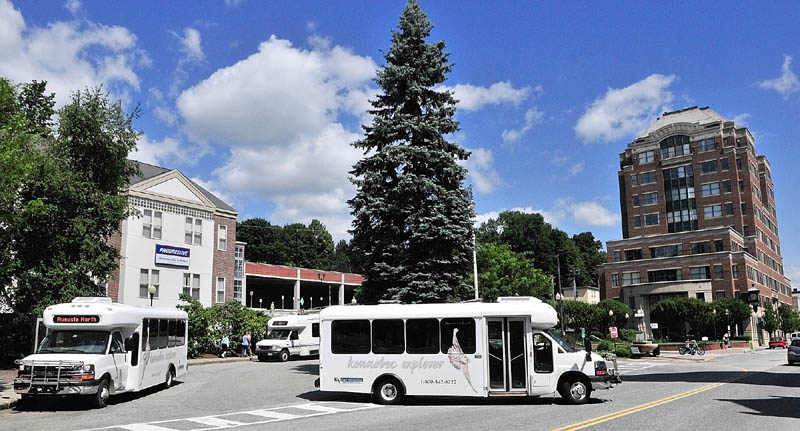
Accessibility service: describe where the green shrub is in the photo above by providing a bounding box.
[591,331,605,340]
[615,344,632,357]
[620,328,636,342]
[597,340,613,352]
[178,294,270,358]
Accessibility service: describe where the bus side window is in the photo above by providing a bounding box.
[406,319,439,354]
[372,320,404,354]
[130,333,140,366]
[142,319,150,352]
[149,319,159,350]
[159,319,169,349]
[177,320,185,346]
[533,334,553,373]
[440,318,476,354]
[312,323,319,338]
[168,320,177,347]
[331,320,370,354]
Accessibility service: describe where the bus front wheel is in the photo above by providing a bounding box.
[279,350,290,362]
[373,377,404,405]
[164,366,175,389]
[91,378,110,409]
[559,377,591,405]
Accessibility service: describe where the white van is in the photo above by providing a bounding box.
[316,297,620,405]
[255,314,320,362]
[14,297,188,408]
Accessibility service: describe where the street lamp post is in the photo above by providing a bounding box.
[609,309,615,354]
[249,290,253,308]
[555,293,565,336]
[259,298,262,309]
[281,295,285,310]
[712,309,717,342]
[147,285,156,307]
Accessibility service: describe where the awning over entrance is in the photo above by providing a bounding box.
[245,262,364,311]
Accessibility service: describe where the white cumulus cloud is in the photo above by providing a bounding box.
[476,206,566,229]
[501,107,543,144]
[176,35,377,239]
[757,55,800,99]
[180,27,204,62]
[443,81,535,112]
[575,74,676,143]
[131,135,200,166]
[462,148,501,194]
[567,200,618,227]
[0,0,145,106]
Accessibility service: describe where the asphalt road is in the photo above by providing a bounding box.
[1,350,797,431]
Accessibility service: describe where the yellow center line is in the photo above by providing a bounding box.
[553,372,752,431]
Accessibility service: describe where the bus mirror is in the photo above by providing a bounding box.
[584,337,592,353]
[124,337,134,352]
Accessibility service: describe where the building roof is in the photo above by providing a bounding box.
[638,106,729,139]
[128,160,236,213]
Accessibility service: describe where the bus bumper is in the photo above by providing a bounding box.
[589,372,621,390]
[14,379,101,396]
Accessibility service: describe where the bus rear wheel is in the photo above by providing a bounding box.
[373,377,404,405]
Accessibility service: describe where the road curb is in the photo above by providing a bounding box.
[188,357,254,366]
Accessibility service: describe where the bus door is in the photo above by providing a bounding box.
[529,332,554,395]
[486,317,527,393]
[110,331,128,391]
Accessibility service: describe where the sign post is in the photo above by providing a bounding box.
[610,326,618,355]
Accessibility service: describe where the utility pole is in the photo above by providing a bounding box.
[472,231,479,300]
[557,255,564,336]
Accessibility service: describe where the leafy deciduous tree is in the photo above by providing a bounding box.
[469,243,552,302]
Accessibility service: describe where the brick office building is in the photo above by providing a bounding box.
[602,107,793,341]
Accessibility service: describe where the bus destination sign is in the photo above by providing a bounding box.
[53,315,100,324]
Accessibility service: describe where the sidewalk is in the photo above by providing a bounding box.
[0,356,257,411]
[655,345,767,362]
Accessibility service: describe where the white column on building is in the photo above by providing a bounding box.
[294,268,301,310]
[339,273,345,305]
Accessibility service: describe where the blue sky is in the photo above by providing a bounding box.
[2,1,799,285]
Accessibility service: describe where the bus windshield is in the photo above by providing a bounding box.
[547,330,577,353]
[265,330,291,340]
[37,330,109,354]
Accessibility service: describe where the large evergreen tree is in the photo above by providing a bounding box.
[349,0,473,303]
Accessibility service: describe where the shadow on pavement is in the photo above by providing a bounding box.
[718,395,800,419]
[624,369,800,388]
[291,363,319,376]
[295,390,613,406]
[13,381,183,412]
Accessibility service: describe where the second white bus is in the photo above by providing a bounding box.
[14,297,188,408]
[316,297,620,405]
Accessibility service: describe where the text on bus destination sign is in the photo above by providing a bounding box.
[53,315,100,324]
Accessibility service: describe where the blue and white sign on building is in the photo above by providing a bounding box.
[155,244,191,267]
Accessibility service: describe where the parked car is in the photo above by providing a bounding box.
[769,337,787,349]
[788,339,800,365]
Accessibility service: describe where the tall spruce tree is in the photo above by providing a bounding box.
[348,0,473,304]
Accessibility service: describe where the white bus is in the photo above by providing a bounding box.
[316,297,620,405]
[14,297,188,408]
[255,314,320,362]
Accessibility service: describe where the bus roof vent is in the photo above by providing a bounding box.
[71,297,113,304]
[496,296,541,303]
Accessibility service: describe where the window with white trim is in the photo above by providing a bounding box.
[139,269,159,298]
[704,205,723,219]
[697,138,716,152]
[622,271,640,286]
[216,277,225,303]
[183,273,200,300]
[611,273,620,287]
[641,192,658,205]
[690,266,711,280]
[640,171,657,184]
[701,182,720,196]
[142,209,162,239]
[218,225,228,251]
[185,217,202,245]
[233,279,243,302]
[645,213,659,226]
[638,151,655,164]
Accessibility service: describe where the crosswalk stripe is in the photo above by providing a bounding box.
[185,417,247,427]
[245,409,303,420]
[290,403,347,414]
[116,424,176,431]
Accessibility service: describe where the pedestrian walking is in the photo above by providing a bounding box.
[242,332,251,357]
[220,335,230,358]
[723,332,730,348]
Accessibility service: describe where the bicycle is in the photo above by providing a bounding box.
[679,339,705,356]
